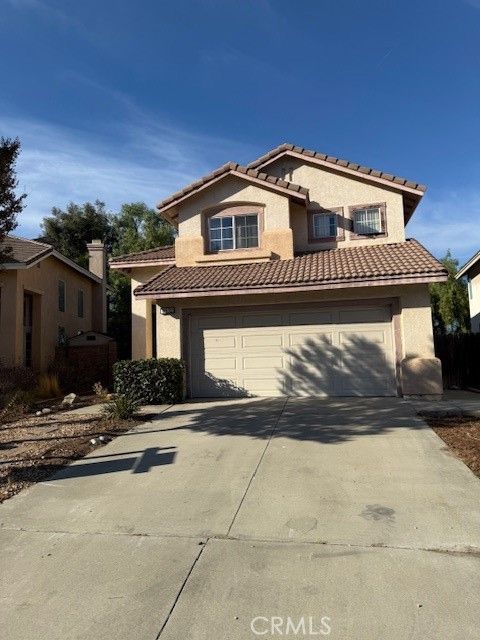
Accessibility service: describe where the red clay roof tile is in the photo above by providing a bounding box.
[134,240,446,298]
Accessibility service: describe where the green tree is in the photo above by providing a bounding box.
[109,203,174,358]
[0,137,26,263]
[430,251,470,335]
[38,200,113,268]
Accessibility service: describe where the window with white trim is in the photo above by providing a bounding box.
[312,212,337,239]
[353,207,382,235]
[209,214,259,251]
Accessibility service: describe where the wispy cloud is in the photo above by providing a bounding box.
[464,0,480,8]
[407,189,480,264]
[0,112,257,238]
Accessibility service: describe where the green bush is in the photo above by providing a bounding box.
[113,358,184,404]
[102,394,140,420]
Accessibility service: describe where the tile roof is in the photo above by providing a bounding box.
[110,245,175,265]
[156,162,309,215]
[135,239,446,298]
[247,143,427,192]
[0,235,52,264]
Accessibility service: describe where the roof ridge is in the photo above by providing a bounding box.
[247,144,427,192]
[111,244,174,261]
[7,234,52,249]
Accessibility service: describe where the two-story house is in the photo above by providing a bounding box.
[110,143,447,398]
[0,236,107,371]
[456,250,480,333]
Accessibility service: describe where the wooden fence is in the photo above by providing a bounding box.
[434,333,480,389]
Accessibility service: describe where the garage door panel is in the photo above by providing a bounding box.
[241,313,283,327]
[242,355,284,370]
[338,308,389,323]
[204,334,237,349]
[190,305,396,398]
[287,311,334,326]
[288,332,333,347]
[242,334,283,348]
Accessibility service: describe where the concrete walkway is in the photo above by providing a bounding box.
[1,398,479,639]
[407,389,480,417]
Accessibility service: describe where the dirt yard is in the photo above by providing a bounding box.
[0,409,140,502]
[425,416,480,478]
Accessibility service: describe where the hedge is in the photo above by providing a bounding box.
[113,358,184,404]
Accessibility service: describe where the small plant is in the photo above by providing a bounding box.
[93,381,109,400]
[102,394,139,421]
[36,373,61,399]
[0,389,37,423]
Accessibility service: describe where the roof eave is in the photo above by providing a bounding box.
[156,169,309,218]
[110,258,175,270]
[134,272,447,300]
[456,251,480,279]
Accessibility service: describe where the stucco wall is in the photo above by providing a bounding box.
[469,266,480,333]
[263,157,406,252]
[130,265,171,359]
[0,256,98,370]
[175,175,293,265]
[137,283,435,395]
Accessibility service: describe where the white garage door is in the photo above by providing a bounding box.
[189,305,397,397]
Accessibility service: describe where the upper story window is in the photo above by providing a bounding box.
[313,212,337,239]
[350,203,386,238]
[308,207,344,244]
[58,280,66,312]
[77,289,84,318]
[207,205,262,252]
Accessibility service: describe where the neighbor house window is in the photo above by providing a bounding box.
[58,280,66,312]
[208,213,259,252]
[313,212,337,239]
[77,289,84,318]
[351,204,386,236]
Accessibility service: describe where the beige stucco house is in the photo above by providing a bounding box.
[456,250,480,333]
[111,143,447,398]
[0,236,107,371]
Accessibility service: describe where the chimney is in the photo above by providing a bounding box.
[86,239,107,333]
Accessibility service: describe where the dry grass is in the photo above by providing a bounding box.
[0,410,141,502]
[425,416,480,478]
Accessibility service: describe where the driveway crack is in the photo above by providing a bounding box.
[226,397,288,537]
[155,539,207,638]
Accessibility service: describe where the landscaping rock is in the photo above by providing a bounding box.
[41,408,52,415]
[35,411,42,417]
[61,393,77,407]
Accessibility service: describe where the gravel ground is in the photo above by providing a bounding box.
[425,416,480,478]
[0,410,140,502]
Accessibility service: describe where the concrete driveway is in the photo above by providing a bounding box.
[1,398,480,639]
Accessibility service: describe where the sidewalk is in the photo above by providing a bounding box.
[407,390,480,417]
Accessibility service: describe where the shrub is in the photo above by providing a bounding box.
[0,389,37,422]
[113,358,184,404]
[36,373,61,399]
[102,394,139,420]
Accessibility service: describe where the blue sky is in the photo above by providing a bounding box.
[1,0,480,264]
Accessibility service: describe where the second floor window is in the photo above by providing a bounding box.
[77,289,84,318]
[209,214,259,251]
[313,213,337,239]
[58,280,66,312]
[353,207,382,235]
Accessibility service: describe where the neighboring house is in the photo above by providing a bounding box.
[0,236,107,371]
[110,143,447,398]
[456,250,480,332]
